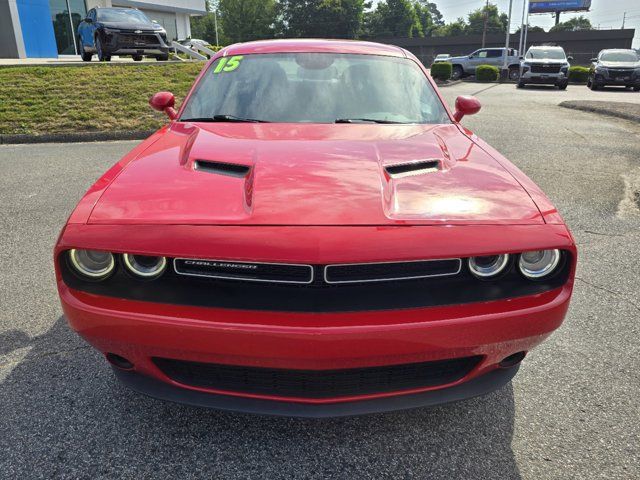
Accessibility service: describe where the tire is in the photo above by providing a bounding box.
[509,67,520,81]
[451,65,463,80]
[133,55,143,62]
[557,82,568,90]
[78,37,92,61]
[588,78,599,91]
[156,53,169,61]
[96,35,111,62]
[517,81,525,88]
[634,86,640,92]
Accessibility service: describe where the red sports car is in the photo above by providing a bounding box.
[55,39,576,417]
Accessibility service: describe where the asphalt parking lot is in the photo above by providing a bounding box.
[1,83,639,479]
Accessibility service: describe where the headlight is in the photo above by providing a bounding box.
[595,67,607,74]
[69,249,115,279]
[123,254,167,278]
[103,28,119,35]
[468,254,510,279]
[518,250,561,279]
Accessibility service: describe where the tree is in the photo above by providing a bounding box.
[425,2,444,26]
[466,3,508,36]
[190,0,222,44]
[513,25,545,35]
[219,0,276,43]
[413,2,434,37]
[549,15,593,32]
[277,0,365,39]
[364,0,422,38]
[432,17,466,37]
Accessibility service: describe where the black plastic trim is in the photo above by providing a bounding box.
[113,365,519,417]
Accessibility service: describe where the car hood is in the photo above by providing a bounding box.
[88,123,544,226]
[599,61,639,68]
[99,21,158,31]
[525,59,567,64]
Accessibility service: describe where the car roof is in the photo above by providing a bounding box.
[222,39,407,58]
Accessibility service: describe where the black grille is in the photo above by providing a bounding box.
[325,259,460,283]
[530,64,562,73]
[174,258,313,284]
[609,69,634,79]
[118,34,159,46]
[153,356,482,398]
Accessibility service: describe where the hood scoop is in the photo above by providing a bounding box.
[195,160,251,178]
[385,160,441,179]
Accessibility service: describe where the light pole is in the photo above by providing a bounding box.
[502,0,514,79]
[518,0,528,55]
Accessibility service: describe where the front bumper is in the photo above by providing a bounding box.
[101,30,170,55]
[56,223,576,415]
[593,71,640,87]
[520,71,568,85]
[60,281,572,415]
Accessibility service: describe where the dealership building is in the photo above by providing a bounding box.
[0,0,207,59]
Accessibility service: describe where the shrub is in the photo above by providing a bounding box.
[430,62,452,81]
[569,66,589,83]
[475,65,500,82]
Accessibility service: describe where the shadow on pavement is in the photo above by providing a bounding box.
[0,317,521,479]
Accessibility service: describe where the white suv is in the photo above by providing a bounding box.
[518,46,571,90]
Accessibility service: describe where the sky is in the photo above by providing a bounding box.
[373,0,640,48]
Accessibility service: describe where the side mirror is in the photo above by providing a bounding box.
[149,91,177,120]
[590,57,597,62]
[567,56,574,62]
[453,95,481,122]
[84,17,93,23]
[468,55,473,59]
[519,56,524,60]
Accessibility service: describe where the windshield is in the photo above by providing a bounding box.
[525,48,566,60]
[97,9,150,23]
[180,53,450,124]
[600,51,639,62]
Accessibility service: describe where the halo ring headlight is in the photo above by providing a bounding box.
[519,249,561,279]
[69,249,115,279]
[123,254,167,278]
[468,254,509,279]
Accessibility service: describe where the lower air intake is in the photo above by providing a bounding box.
[152,356,482,399]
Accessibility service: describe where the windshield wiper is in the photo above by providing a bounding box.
[181,114,270,123]
[335,118,406,124]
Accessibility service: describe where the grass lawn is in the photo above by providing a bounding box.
[0,63,204,136]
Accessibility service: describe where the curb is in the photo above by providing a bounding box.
[0,130,155,145]
[558,101,640,124]
[434,79,462,88]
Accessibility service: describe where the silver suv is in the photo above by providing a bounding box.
[446,48,521,80]
[518,46,571,90]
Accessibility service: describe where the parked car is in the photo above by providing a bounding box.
[518,46,571,90]
[55,39,576,417]
[433,53,451,63]
[446,48,521,80]
[77,7,171,62]
[587,49,640,91]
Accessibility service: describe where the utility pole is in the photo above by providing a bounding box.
[502,0,514,79]
[481,0,489,48]
[622,12,626,29]
[518,0,528,55]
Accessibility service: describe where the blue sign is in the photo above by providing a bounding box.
[529,0,591,13]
